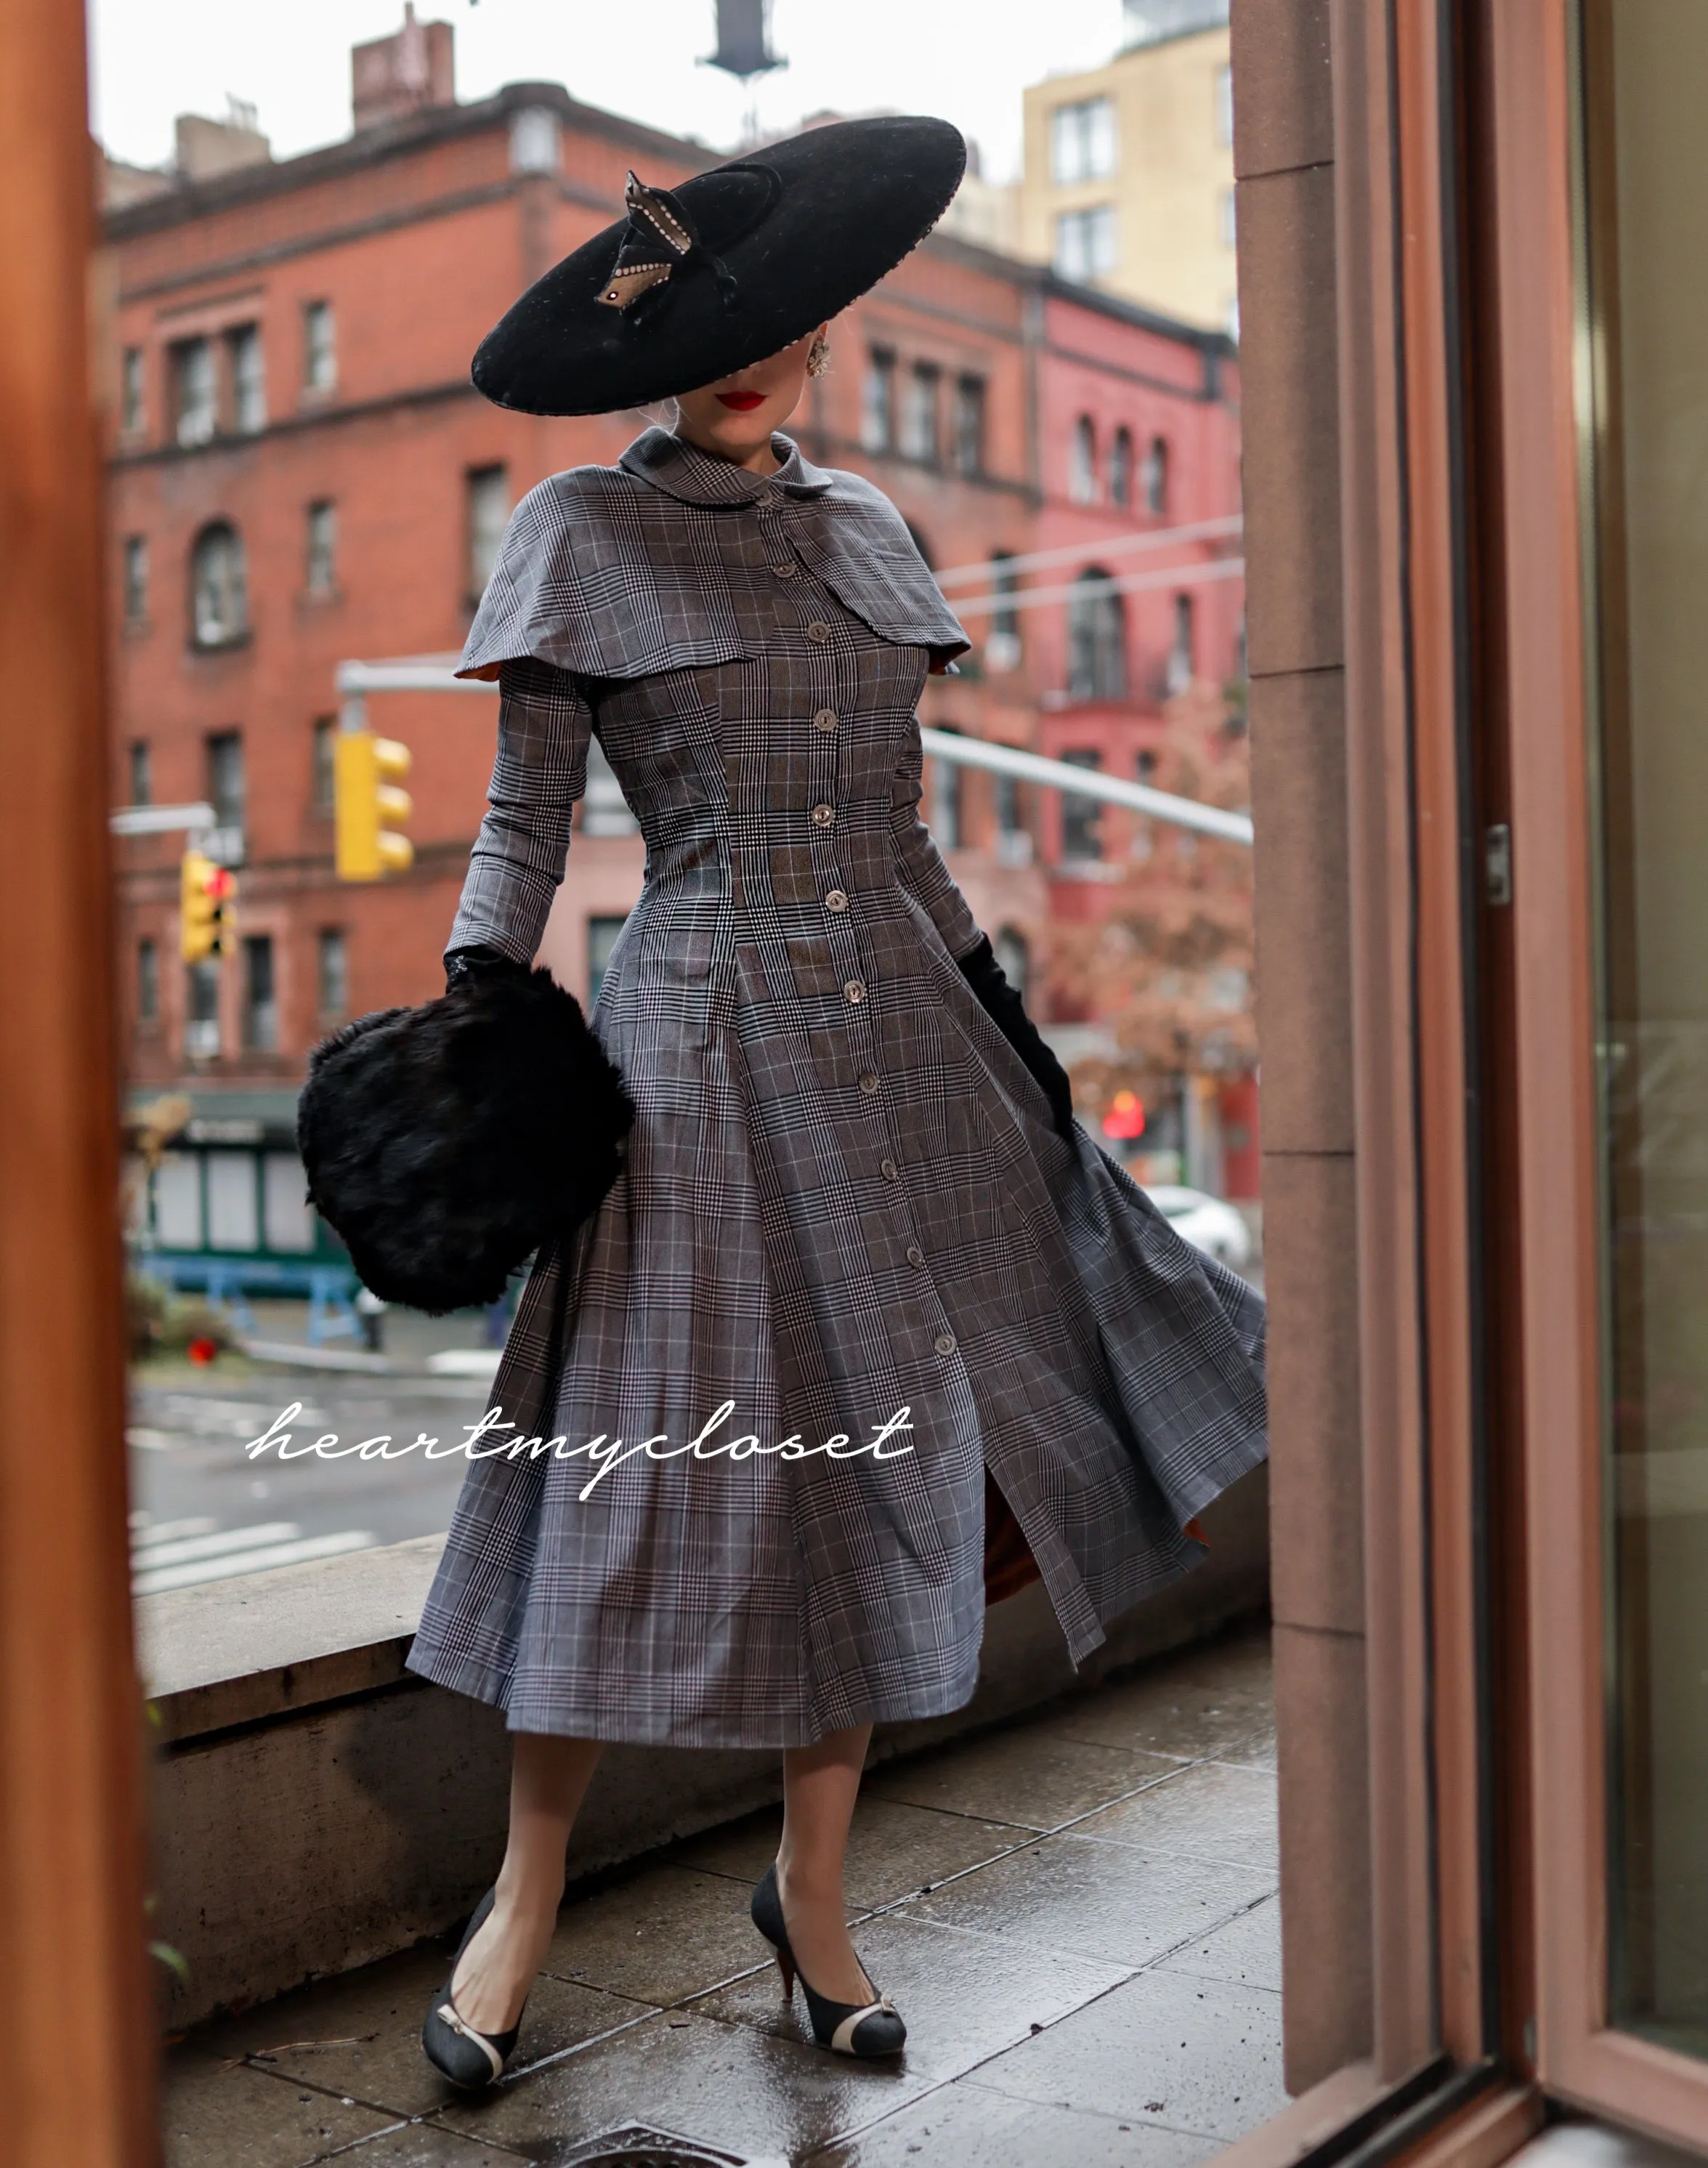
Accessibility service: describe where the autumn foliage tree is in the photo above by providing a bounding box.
[1045,678,1255,1130]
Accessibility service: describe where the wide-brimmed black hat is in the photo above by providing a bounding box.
[470,115,966,417]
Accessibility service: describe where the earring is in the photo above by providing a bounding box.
[806,333,831,379]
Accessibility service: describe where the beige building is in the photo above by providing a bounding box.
[1018,0,1236,335]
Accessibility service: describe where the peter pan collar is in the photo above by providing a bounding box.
[619,425,837,506]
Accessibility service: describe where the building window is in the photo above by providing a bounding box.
[1060,748,1105,860]
[137,937,160,1026]
[1109,426,1135,508]
[1069,414,1098,503]
[312,716,337,815]
[302,299,336,395]
[305,499,337,596]
[929,725,963,850]
[987,551,1021,674]
[952,374,986,477]
[509,105,561,174]
[1054,204,1119,283]
[171,337,216,447]
[994,924,1029,994]
[185,960,221,1061]
[1221,187,1238,250]
[1215,63,1234,148]
[1166,592,1196,695]
[123,534,149,624]
[588,915,628,1003]
[581,740,638,836]
[1141,434,1170,515]
[995,772,1032,867]
[243,934,277,1053]
[900,363,942,465]
[190,522,248,648]
[316,927,347,1017]
[128,738,152,806]
[205,730,246,861]
[861,347,896,453]
[465,465,509,602]
[1050,95,1117,184]
[121,347,145,434]
[227,323,265,432]
[1068,567,1128,700]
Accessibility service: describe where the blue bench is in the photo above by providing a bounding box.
[137,1255,362,1346]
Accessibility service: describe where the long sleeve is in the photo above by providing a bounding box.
[445,655,594,967]
[889,714,984,962]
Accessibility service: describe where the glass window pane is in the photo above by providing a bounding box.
[263,1153,315,1253]
[153,1152,202,1250]
[206,1151,259,1251]
[1581,0,1708,2055]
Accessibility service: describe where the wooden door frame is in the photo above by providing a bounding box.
[1491,0,1708,2145]
[0,0,162,2159]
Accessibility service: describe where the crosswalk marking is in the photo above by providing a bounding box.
[129,1519,377,1595]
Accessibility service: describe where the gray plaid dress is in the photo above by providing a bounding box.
[402,426,1267,1747]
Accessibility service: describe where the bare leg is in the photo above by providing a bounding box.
[775,1722,875,2006]
[448,1733,604,2034]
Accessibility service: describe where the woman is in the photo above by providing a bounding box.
[402,116,1268,2090]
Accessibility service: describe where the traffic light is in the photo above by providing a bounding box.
[179,849,237,963]
[336,726,414,881]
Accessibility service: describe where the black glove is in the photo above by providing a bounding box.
[955,934,1074,1138]
[444,945,530,993]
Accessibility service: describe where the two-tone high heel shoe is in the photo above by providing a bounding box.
[750,1861,906,2057]
[421,1885,529,2090]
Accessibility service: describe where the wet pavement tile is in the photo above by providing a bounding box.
[862,1728,1180,1831]
[907,1832,1273,1970]
[335,2127,538,2164]
[1154,1895,1283,1994]
[670,1793,1026,1908]
[806,2078,1223,2168]
[539,1862,801,2006]
[1037,1631,1275,1765]
[1073,1760,1282,1872]
[160,1626,1283,2164]
[174,1937,650,2121]
[160,2044,405,2167]
[688,1908,1130,2081]
[431,2005,933,2164]
[971,1967,1287,2142]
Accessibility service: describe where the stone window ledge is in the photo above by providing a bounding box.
[135,1532,445,1745]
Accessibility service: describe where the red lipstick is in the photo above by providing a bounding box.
[716,390,766,411]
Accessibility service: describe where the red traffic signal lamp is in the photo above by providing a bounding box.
[179,849,237,963]
[1101,1088,1146,1141]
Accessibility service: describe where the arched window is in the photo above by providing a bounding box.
[1165,592,1196,695]
[1108,426,1135,508]
[1140,434,1169,516]
[994,925,1029,995]
[1069,414,1098,503]
[190,521,249,648]
[1068,566,1127,701]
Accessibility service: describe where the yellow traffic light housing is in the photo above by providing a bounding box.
[336,723,414,881]
[179,849,237,963]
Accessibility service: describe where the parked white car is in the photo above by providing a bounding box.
[1142,1186,1254,1271]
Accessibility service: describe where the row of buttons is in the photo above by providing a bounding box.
[780,559,958,1359]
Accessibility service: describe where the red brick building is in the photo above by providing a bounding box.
[104,15,1246,1265]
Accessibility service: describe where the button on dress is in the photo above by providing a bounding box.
[402,426,1268,1747]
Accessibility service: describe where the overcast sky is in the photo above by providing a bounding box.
[88,0,1130,185]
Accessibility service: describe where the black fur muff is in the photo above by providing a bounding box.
[296,965,636,1314]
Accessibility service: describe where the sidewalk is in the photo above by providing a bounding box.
[160,1622,1282,2167]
